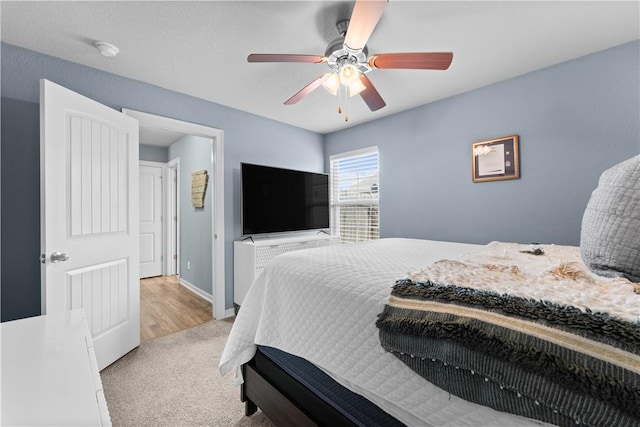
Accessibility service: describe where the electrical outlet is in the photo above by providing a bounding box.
[187,261,191,270]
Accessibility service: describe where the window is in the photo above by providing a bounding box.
[330,147,379,243]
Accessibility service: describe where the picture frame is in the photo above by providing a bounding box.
[472,135,520,183]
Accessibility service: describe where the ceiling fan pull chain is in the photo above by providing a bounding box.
[343,87,350,122]
[338,85,349,119]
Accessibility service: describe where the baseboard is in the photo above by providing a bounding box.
[178,278,213,303]
[177,279,236,319]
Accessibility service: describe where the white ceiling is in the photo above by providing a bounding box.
[2,1,638,135]
[139,124,189,147]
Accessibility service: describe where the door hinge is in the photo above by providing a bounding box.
[174,215,178,221]
[173,254,177,260]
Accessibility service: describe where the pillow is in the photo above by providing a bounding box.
[580,155,640,282]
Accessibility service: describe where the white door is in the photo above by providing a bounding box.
[40,79,140,370]
[139,163,163,278]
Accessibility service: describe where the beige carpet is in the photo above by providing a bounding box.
[100,319,274,427]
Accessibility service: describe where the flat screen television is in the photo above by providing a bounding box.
[241,163,329,236]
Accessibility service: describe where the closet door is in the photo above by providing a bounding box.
[140,162,163,278]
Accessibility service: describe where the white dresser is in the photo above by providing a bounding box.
[1,309,111,426]
[234,233,340,308]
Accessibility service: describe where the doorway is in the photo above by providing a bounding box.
[139,157,213,341]
[139,158,179,279]
[124,109,226,321]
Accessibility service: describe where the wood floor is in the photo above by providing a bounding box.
[140,275,213,342]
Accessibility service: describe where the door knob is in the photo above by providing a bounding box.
[50,252,70,263]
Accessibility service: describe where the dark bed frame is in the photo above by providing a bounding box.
[241,349,360,426]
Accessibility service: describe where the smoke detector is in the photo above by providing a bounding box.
[94,41,119,58]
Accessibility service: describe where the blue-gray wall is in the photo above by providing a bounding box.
[326,40,640,246]
[1,43,324,321]
[139,144,168,163]
[1,98,41,321]
[168,135,213,295]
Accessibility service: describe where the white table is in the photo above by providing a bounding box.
[1,309,111,426]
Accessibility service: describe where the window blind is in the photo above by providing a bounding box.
[330,147,379,243]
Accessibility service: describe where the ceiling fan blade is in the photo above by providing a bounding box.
[344,0,388,52]
[359,75,386,111]
[368,52,454,70]
[284,74,330,105]
[248,54,326,64]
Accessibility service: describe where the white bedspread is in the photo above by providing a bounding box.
[219,238,551,427]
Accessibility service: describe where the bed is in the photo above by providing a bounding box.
[220,155,640,426]
[219,237,640,426]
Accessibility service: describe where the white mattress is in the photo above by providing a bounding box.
[219,238,551,426]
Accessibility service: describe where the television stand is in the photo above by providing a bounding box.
[233,233,340,308]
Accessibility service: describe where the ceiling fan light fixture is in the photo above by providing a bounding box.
[348,78,366,97]
[339,64,359,86]
[322,73,341,96]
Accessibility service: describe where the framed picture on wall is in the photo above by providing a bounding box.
[472,135,520,183]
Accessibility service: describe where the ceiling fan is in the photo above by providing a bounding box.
[247,0,453,121]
